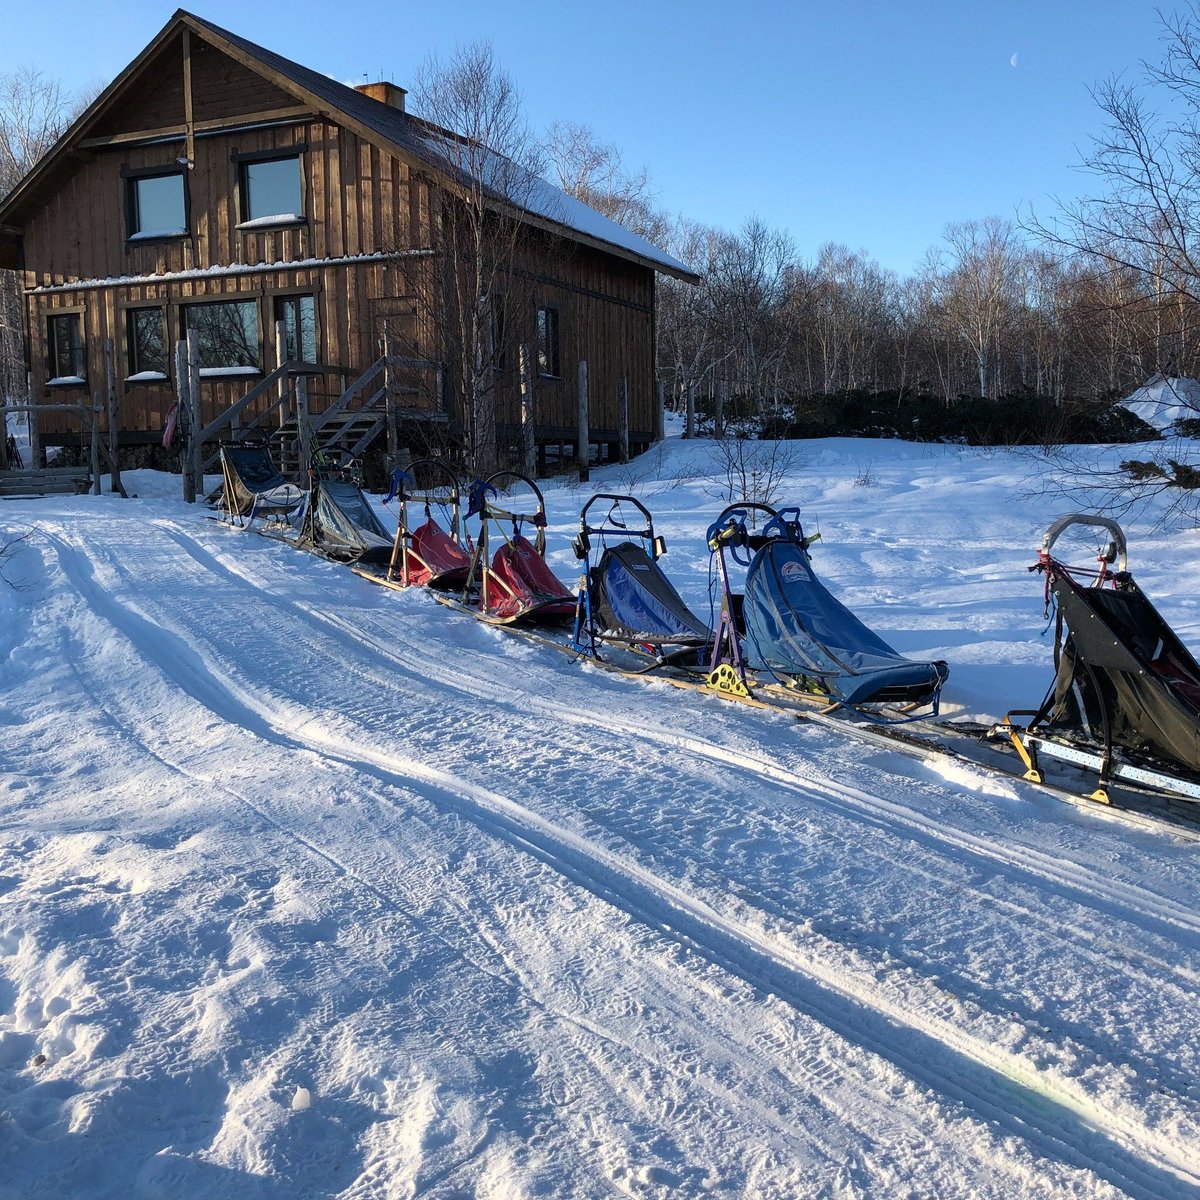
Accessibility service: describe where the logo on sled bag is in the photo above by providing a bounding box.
[780,560,807,583]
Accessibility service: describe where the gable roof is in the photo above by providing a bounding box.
[0,9,698,282]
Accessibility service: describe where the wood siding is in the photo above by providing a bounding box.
[18,29,660,449]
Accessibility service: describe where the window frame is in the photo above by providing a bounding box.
[536,304,561,380]
[122,164,189,245]
[232,146,308,230]
[181,297,263,377]
[124,305,170,382]
[46,309,87,386]
[272,291,320,367]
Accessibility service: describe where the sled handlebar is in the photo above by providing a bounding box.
[578,493,654,538]
[478,470,546,520]
[387,457,461,506]
[1041,513,1128,573]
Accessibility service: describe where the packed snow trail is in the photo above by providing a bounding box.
[0,501,1198,1198]
[3,440,1200,1198]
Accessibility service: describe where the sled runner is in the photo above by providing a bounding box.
[571,493,712,667]
[706,503,948,714]
[296,458,394,564]
[1000,514,1200,805]
[464,471,575,624]
[217,440,304,528]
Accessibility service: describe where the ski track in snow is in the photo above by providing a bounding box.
[2,443,1200,1198]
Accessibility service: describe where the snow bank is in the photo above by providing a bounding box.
[1118,373,1200,432]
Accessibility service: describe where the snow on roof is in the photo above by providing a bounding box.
[412,126,695,279]
[1118,374,1200,433]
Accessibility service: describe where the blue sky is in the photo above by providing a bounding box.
[3,0,1169,274]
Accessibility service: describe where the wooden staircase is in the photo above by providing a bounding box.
[194,354,446,486]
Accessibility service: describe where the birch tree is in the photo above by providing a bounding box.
[411,42,543,475]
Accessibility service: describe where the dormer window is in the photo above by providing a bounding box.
[125,168,187,240]
[237,151,304,227]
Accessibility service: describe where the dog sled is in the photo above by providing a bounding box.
[217,440,304,527]
[296,459,393,564]
[352,458,473,590]
[571,493,712,669]
[463,471,575,624]
[999,514,1200,804]
[705,503,948,715]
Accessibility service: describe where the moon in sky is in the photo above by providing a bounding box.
[1010,52,1019,67]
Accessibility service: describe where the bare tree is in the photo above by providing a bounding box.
[542,120,666,243]
[1,69,74,408]
[409,41,544,476]
[936,217,1023,399]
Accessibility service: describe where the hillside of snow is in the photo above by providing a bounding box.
[1118,374,1200,433]
[2,434,1200,1198]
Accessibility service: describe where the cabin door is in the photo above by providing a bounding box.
[371,297,441,415]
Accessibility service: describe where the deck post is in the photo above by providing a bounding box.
[186,329,203,501]
[685,382,695,439]
[295,373,311,478]
[274,319,289,428]
[89,397,101,495]
[27,371,40,467]
[655,379,665,443]
[175,339,192,501]
[618,374,630,464]
[519,343,536,477]
[104,338,122,495]
[576,359,589,482]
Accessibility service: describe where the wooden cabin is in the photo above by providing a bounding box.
[0,10,696,470]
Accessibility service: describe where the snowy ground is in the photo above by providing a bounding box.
[2,434,1200,1198]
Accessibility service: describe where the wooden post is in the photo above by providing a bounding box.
[186,329,203,501]
[104,338,122,495]
[576,359,590,482]
[27,371,40,468]
[618,374,630,465]
[685,382,696,439]
[175,338,192,501]
[275,319,289,428]
[519,343,536,477]
[714,380,726,439]
[89,397,101,495]
[655,380,666,443]
[295,373,311,480]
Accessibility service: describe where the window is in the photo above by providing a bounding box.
[489,294,506,372]
[182,300,261,374]
[126,171,186,239]
[47,313,85,382]
[240,155,303,225]
[274,294,317,364]
[536,305,560,378]
[126,307,167,378]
